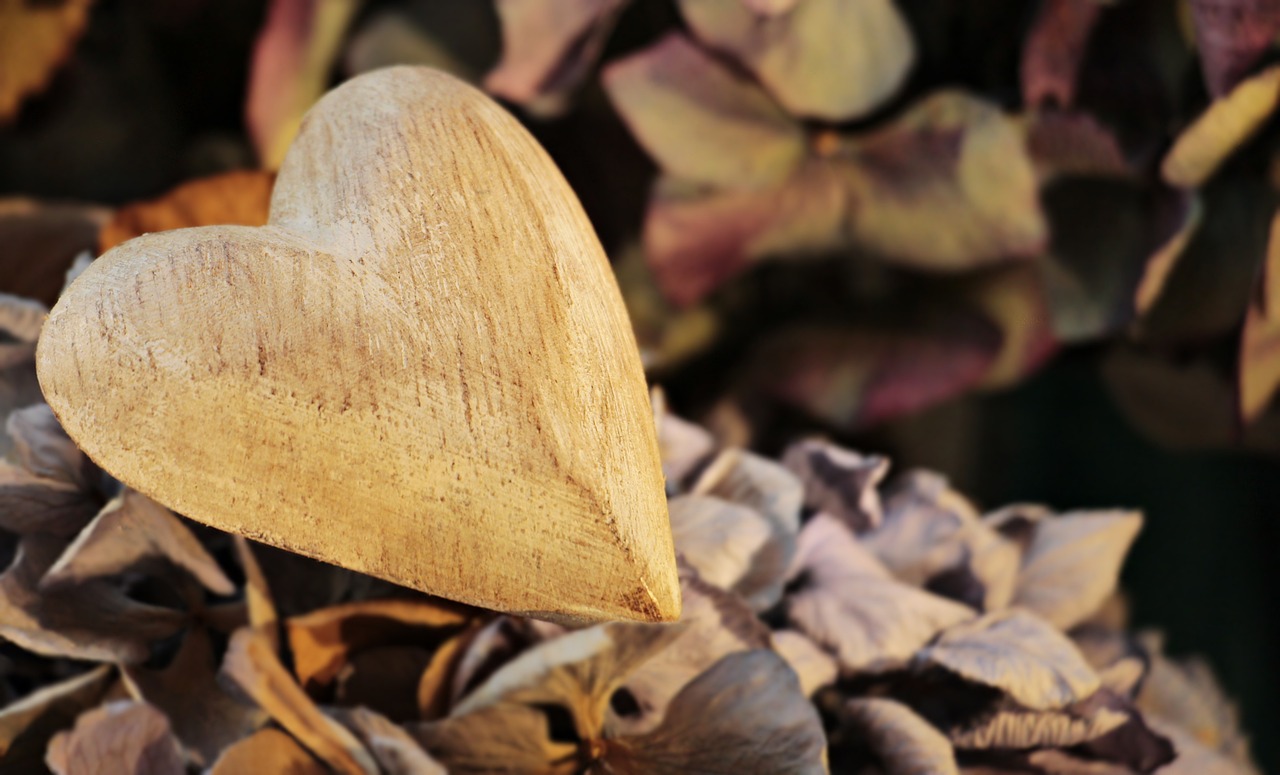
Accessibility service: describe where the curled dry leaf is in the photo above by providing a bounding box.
[781,438,888,533]
[328,706,448,775]
[41,490,235,596]
[0,665,112,769]
[946,689,1131,750]
[608,650,828,774]
[221,626,378,775]
[0,0,93,122]
[486,0,628,116]
[836,697,959,775]
[786,514,973,674]
[1010,510,1143,631]
[98,171,276,254]
[603,32,806,189]
[246,0,361,168]
[285,598,474,693]
[335,646,436,722]
[121,628,266,767]
[678,0,914,121]
[1188,0,1280,96]
[0,534,185,664]
[45,700,183,775]
[1162,65,1280,189]
[913,610,1100,711]
[668,495,784,606]
[1021,0,1104,108]
[865,470,1021,611]
[232,536,279,650]
[1239,210,1280,421]
[208,728,327,775]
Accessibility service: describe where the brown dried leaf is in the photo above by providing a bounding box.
[328,706,447,775]
[233,536,279,651]
[614,569,770,735]
[448,616,562,706]
[41,490,234,596]
[1011,510,1143,631]
[603,33,806,189]
[335,646,435,722]
[98,171,275,253]
[0,0,93,122]
[415,622,682,771]
[0,665,112,766]
[208,728,327,775]
[781,438,888,533]
[417,629,477,720]
[0,200,107,307]
[787,514,973,674]
[838,697,959,775]
[485,0,628,116]
[0,534,186,664]
[0,294,45,368]
[1239,210,1280,421]
[1025,110,1132,183]
[913,610,1101,711]
[609,650,827,774]
[246,0,361,168]
[286,598,473,693]
[45,700,183,775]
[222,626,378,775]
[121,628,266,767]
[866,471,1021,611]
[1162,65,1280,188]
[678,0,914,121]
[1188,0,1280,96]
[1021,0,1104,108]
[6,403,92,490]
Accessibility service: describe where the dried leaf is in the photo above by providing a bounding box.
[947,690,1131,750]
[121,628,266,767]
[0,294,46,366]
[771,630,837,696]
[688,448,801,608]
[1136,646,1257,768]
[604,33,806,189]
[1188,0,1280,95]
[609,650,827,774]
[1146,718,1262,775]
[787,514,973,674]
[222,626,378,775]
[286,598,473,693]
[0,200,107,308]
[1012,510,1143,631]
[415,622,682,771]
[0,534,186,664]
[1133,194,1204,315]
[1238,209,1280,421]
[866,471,1021,611]
[0,0,93,122]
[837,697,960,775]
[781,438,888,533]
[614,569,769,735]
[747,315,1002,431]
[6,404,92,490]
[486,0,628,116]
[328,706,448,775]
[41,490,235,596]
[651,388,716,488]
[417,629,477,720]
[447,616,563,706]
[45,700,183,775]
[233,536,279,651]
[1162,65,1280,188]
[678,0,914,121]
[335,646,435,722]
[98,171,275,254]
[913,610,1101,711]
[345,3,499,83]
[0,665,112,766]
[208,728,327,775]
[246,0,361,167]
[668,495,785,605]
[1021,0,1104,108]
[1025,110,1132,183]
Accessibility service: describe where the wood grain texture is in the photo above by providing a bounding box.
[36,66,680,624]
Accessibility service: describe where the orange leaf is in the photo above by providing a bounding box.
[98,171,275,254]
[0,0,93,122]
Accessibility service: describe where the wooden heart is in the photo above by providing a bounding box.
[36,67,680,624]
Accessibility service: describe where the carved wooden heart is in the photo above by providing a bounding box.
[36,67,680,624]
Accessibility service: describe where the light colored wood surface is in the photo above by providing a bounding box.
[36,67,680,624]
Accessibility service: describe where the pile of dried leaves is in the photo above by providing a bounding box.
[0,283,1263,772]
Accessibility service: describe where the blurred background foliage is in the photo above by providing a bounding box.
[1,0,1278,768]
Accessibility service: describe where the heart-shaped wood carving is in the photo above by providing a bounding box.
[36,67,680,624]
